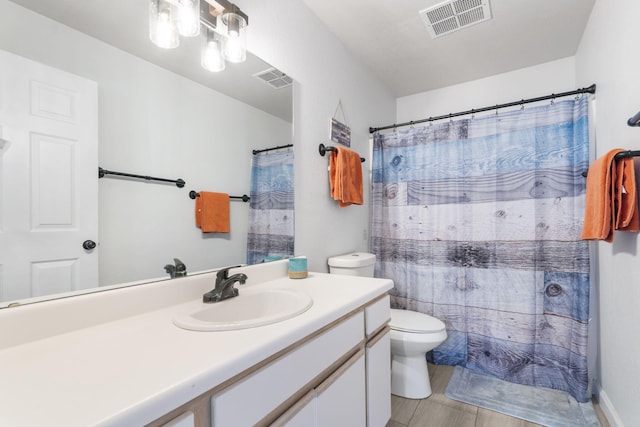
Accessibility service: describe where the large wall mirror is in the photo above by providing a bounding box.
[0,0,294,308]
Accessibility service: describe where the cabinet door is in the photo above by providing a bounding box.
[211,312,364,426]
[366,328,391,427]
[270,391,315,427]
[316,349,366,427]
[159,411,195,427]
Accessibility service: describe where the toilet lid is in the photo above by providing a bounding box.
[390,309,446,333]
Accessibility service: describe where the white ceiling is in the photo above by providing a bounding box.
[303,0,596,97]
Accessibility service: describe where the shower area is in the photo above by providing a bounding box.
[370,89,595,404]
[246,145,295,265]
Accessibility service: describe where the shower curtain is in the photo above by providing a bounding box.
[371,96,591,402]
[246,147,295,264]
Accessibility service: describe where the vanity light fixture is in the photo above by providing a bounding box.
[149,0,249,72]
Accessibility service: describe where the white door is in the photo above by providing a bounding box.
[0,49,98,303]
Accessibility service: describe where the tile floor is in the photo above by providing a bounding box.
[386,363,611,427]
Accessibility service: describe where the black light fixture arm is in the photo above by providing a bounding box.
[200,0,248,30]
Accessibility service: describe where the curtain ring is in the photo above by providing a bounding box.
[495,105,499,116]
[410,121,415,129]
[428,117,433,127]
[449,113,453,123]
[520,100,525,110]
[471,109,475,120]
[550,94,555,105]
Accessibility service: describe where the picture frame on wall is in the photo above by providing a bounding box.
[330,117,351,147]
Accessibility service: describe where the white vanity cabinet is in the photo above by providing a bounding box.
[1,265,395,427]
[210,311,365,426]
[315,349,367,426]
[273,295,391,427]
[160,411,196,427]
[272,349,367,427]
[150,294,392,427]
[364,295,392,427]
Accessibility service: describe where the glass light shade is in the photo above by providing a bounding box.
[149,0,179,49]
[177,0,200,37]
[221,12,247,63]
[201,28,225,72]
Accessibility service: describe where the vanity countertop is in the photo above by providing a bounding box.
[0,264,393,427]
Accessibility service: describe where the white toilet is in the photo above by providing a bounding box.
[327,252,448,399]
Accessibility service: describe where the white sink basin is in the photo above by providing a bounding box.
[173,288,313,331]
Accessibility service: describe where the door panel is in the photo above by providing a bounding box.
[0,48,98,302]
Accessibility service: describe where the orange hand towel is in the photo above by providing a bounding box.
[329,146,363,207]
[195,192,230,233]
[615,156,639,232]
[581,149,622,242]
[581,149,640,242]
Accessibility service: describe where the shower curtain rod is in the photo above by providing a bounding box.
[252,144,293,155]
[369,84,597,134]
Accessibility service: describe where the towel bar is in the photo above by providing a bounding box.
[318,143,365,162]
[581,150,640,177]
[98,167,185,187]
[189,191,250,202]
[252,144,293,154]
[627,111,640,126]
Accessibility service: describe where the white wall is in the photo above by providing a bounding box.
[241,0,396,272]
[397,57,575,123]
[576,0,640,425]
[0,0,291,286]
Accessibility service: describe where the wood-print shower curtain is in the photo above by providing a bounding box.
[371,96,591,402]
[246,148,295,264]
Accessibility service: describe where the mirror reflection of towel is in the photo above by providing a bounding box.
[195,192,230,233]
[329,147,363,207]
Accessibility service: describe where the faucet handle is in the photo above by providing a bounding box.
[174,258,186,272]
[216,265,242,281]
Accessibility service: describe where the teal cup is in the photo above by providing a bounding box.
[288,256,308,279]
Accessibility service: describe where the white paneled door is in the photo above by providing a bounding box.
[0,49,98,303]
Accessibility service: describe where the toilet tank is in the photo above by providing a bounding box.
[327,252,376,277]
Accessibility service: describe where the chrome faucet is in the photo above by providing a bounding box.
[203,265,248,303]
[164,258,187,278]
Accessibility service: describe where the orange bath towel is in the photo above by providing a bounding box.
[329,146,363,207]
[615,155,640,232]
[195,192,230,233]
[581,149,639,242]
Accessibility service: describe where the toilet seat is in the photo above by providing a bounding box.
[390,308,445,333]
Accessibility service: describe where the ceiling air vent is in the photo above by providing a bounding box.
[253,67,293,89]
[419,0,492,38]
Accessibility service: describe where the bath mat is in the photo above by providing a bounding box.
[445,366,601,427]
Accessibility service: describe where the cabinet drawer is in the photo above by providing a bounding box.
[211,311,365,426]
[364,295,390,338]
[159,411,195,427]
[269,391,315,427]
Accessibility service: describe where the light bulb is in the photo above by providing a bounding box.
[221,12,246,63]
[201,28,225,72]
[177,0,200,37]
[149,0,179,49]
[223,35,244,63]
